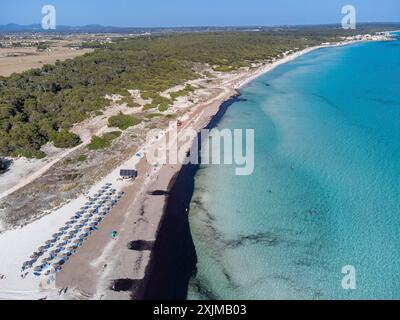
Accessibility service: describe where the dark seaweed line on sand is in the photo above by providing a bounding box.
[137,94,244,300]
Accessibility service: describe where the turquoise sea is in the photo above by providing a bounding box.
[187,35,400,300]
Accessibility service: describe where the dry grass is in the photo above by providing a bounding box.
[0,44,93,76]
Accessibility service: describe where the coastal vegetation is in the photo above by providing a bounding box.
[0,27,394,158]
[88,131,122,150]
[51,129,82,149]
[170,84,196,100]
[108,112,141,130]
[77,154,87,162]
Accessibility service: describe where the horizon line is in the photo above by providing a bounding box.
[1,21,400,30]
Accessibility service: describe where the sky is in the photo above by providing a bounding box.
[0,0,399,27]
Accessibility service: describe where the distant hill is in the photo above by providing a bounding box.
[0,23,253,34]
[1,22,400,34]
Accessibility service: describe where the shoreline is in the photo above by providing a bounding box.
[0,38,374,299]
[139,96,239,299]
[137,39,370,299]
[137,41,368,300]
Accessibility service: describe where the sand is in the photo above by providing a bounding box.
[0,39,370,300]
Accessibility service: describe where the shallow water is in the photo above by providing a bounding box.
[187,37,400,300]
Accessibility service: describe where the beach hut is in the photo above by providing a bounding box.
[120,169,138,181]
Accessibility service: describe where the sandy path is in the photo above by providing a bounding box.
[0,124,108,200]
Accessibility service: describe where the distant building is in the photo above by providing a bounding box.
[119,169,138,180]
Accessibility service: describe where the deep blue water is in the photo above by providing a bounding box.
[187,37,400,300]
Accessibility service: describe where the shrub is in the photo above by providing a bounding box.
[52,130,82,148]
[108,112,141,130]
[77,154,87,161]
[88,131,122,150]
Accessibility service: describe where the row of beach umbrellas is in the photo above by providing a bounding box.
[22,184,125,275]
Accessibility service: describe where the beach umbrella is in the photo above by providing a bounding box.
[38,246,47,252]
[57,259,66,266]
[58,226,69,232]
[43,269,52,276]
[83,227,92,233]
[57,246,64,252]
[49,250,58,256]
[89,222,98,227]
[34,266,42,272]
[57,241,67,247]
[58,253,69,260]
[52,233,62,238]
[74,225,83,230]
[45,239,56,245]
[47,255,55,261]
[30,253,40,260]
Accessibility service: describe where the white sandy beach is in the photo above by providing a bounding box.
[0,37,384,300]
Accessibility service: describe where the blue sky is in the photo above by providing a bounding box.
[0,0,399,27]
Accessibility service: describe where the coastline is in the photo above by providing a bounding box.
[0,38,376,300]
[136,39,373,299]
